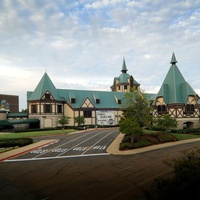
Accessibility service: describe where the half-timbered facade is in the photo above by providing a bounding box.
[27,54,200,129]
[27,70,131,128]
[152,53,200,129]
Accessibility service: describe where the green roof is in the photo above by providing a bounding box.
[27,71,153,109]
[28,72,60,101]
[113,58,140,85]
[58,89,126,109]
[155,53,198,104]
[121,58,128,73]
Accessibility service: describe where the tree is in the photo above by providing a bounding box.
[58,115,70,130]
[119,117,143,143]
[119,90,153,141]
[20,109,28,113]
[74,116,85,127]
[152,148,200,200]
[155,114,177,132]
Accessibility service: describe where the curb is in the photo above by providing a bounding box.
[107,133,200,155]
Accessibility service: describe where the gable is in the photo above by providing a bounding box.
[41,91,55,100]
[81,97,94,108]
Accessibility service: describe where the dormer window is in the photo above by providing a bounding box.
[71,98,76,104]
[93,93,100,104]
[96,99,100,104]
[118,99,121,104]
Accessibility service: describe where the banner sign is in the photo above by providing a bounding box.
[96,111,115,125]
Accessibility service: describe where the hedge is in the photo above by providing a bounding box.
[0,138,33,148]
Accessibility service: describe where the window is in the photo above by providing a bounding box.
[118,99,121,104]
[57,105,62,113]
[185,104,195,114]
[124,85,127,90]
[45,94,50,99]
[71,98,76,104]
[96,99,100,104]
[44,104,51,113]
[130,76,134,88]
[31,105,37,113]
[118,86,120,90]
[157,105,167,114]
[84,110,92,118]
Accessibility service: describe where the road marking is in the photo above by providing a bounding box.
[73,146,88,151]
[93,146,107,150]
[4,153,109,162]
[81,130,115,155]
[34,130,107,158]
[57,130,107,156]
[32,132,100,158]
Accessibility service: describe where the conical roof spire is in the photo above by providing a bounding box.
[170,52,177,65]
[121,58,128,73]
[155,53,197,104]
[28,72,59,100]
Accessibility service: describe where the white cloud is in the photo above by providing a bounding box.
[0,0,200,110]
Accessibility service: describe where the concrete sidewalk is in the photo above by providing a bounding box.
[107,133,200,155]
[0,139,58,162]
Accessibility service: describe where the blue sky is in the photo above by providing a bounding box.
[1,0,200,110]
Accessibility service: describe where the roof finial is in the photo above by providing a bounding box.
[121,57,128,73]
[170,52,177,65]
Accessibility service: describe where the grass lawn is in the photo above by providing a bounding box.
[0,129,77,139]
[144,130,200,140]
[171,133,200,140]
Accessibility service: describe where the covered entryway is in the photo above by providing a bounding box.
[183,121,194,129]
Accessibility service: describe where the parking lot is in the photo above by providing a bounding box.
[7,127,119,162]
[2,128,200,199]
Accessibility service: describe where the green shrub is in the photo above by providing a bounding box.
[122,135,131,143]
[157,133,175,143]
[119,139,152,150]
[0,138,33,148]
[145,135,160,144]
[171,128,200,134]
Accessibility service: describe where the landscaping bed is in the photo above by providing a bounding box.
[119,132,176,150]
[0,138,33,153]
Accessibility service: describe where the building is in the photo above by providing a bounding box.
[0,94,19,113]
[27,59,140,128]
[111,58,140,92]
[152,53,200,129]
[27,53,200,129]
[0,95,39,131]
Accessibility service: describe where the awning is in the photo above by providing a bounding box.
[0,120,12,126]
[9,119,40,125]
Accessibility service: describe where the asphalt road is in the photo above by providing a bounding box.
[11,128,120,161]
[1,128,200,200]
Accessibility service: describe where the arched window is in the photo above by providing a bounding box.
[157,105,167,114]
